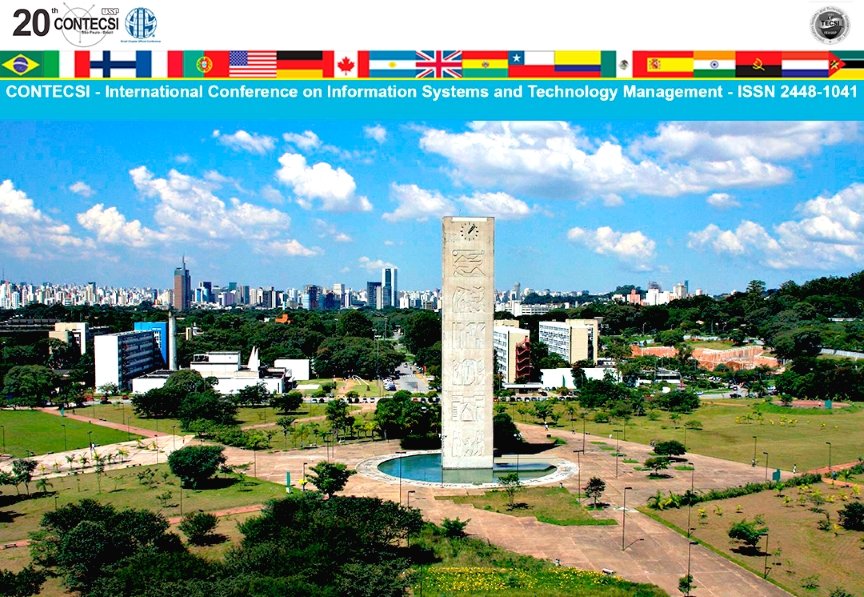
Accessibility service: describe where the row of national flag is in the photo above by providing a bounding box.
[2,49,864,79]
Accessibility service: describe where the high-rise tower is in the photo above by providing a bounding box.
[172,257,191,311]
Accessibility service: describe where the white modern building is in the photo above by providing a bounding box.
[539,319,600,365]
[493,323,531,384]
[541,366,621,389]
[273,358,311,381]
[95,330,162,390]
[132,349,291,395]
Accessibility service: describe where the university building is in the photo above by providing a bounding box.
[538,319,600,365]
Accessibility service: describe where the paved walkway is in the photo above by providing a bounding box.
[217,423,790,596]
[6,413,792,596]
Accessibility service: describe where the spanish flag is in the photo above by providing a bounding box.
[633,51,694,78]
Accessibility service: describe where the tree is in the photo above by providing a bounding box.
[307,461,355,497]
[654,440,686,457]
[336,310,374,339]
[276,416,296,448]
[401,310,441,354]
[177,390,237,428]
[232,383,271,407]
[498,472,523,510]
[179,511,219,546]
[839,501,864,531]
[326,398,354,435]
[728,519,767,549]
[11,459,37,495]
[3,365,56,408]
[654,390,700,413]
[0,566,46,596]
[644,456,671,476]
[584,477,606,508]
[168,445,226,488]
[272,390,304,413]
[163,369,214,394]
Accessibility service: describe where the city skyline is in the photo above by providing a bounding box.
[1,120,863,294]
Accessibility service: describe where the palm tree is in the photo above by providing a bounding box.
[35,477,53,495]
[64,454,76,472]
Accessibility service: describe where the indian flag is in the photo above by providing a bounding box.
[694,51,735,78]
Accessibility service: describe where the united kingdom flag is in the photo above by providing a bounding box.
[415,50,462,78]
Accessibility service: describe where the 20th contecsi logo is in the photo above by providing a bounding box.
[811,6,850,45]
[12,5,120,47]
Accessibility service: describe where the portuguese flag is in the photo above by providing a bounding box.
[0,51,59,78]
[167,51,230,78]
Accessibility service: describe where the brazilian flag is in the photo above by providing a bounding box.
[0,51,60,78]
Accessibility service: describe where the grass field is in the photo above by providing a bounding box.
[0,463,286,545]
[438,486,617,526]
[506,399,864,471]
[687,340,736,350]
[70,402,328,433]
[0,410,140,458]
[645,482,864,597]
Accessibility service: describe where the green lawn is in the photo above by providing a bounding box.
[506,399,864,471]
[687,340,736,350]
[437,487,617,526]
[0,463,287,544]
[69,402,328,434]
[0,410,140,457]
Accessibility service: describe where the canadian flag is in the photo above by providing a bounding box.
[332,50,369,78]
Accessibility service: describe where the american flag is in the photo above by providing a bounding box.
[229,51,277,78]
[416,50,462,78]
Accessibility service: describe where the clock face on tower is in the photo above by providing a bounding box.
[460,222,480,241]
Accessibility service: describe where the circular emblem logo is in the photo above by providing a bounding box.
[196,56,213,74]
[125,7,157,39]
[812,6,849,44]
[710,60,720,70]
[618,59,630,71]
[13,56,28,74]
[60,6,110,48]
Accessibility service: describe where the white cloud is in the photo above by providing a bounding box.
[383,184,455,222]
[129,166,291,241]
[276,152,372,212]
[69,181,94,198]
[567,225,656,269]
[634,122,858,162]
[283,131,322,151]
[261,185,285,204]
[688,183,864,269]
[76,204,165,248]
[418,121,857,202]
[359,256,395,271]
[175,154,192,164]
[0,179,93,259]
[212,129,276,154]
[602,194,624,207]
[265,239,321,257]
[706,192,740,209]
[364,125,387,144]
[314,218,353,243]
[458,191,532,219]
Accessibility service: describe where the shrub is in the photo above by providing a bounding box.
[644,456,671,475]
[653,440,686,457]
[168,445,226,488]
[839,501,864,530]
[179,511,219,546]
[728,519,767,548]
[439,517,469,538]
[646,473,822,509]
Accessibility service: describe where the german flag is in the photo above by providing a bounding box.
[735,51,782,78]
[276,51,334,78]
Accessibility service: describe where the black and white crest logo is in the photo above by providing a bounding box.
[812,6,849,44]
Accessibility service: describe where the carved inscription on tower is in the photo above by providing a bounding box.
[441,217,494,469]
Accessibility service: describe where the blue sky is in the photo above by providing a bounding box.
[1,120,863,295]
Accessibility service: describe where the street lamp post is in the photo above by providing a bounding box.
[396,450,406,504]
[61,423,67,452]
[763,451,769,481]
[87,430,93,453]
[614,429,623,478]
[622,486,633,550]
[302,462,308,492]
[582,414,587,452]
[573,449,584,505]
[826,441,832,473]
[763,529,770,578]
[686,531,697,597]
[752,436,757,467]
[683,424,688,450]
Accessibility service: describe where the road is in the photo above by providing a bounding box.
[394,362,429,394]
